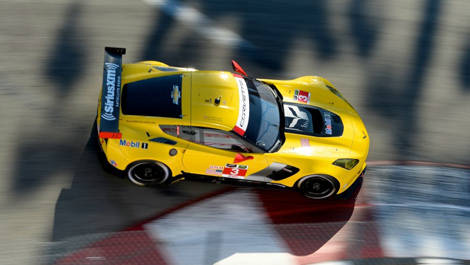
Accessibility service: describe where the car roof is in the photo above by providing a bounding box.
[121,64,240,132]
[189,71,239,132]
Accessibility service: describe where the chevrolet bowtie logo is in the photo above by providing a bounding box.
[171,85,180,105]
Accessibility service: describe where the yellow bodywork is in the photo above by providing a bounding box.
[97,61,369,195]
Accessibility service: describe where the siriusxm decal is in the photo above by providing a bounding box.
[101,63,119,121]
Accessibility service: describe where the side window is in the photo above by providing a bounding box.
[160,125,197,142]
[160,125,251,152]
[199,128,251,152]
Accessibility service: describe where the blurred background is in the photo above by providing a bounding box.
[0,0,469,264]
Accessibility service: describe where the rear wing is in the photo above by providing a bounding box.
[99,47,126,139]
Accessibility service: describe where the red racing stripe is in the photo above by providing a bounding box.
[99,132,122,139]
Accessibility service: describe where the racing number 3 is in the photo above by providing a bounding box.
[222,164,248,178]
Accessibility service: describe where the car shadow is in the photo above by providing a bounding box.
[47,121,225,259]
[47,121,363,263]
[254,177,363,256]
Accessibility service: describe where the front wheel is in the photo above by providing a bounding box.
[297,175,338,199]
[126,161,171,186]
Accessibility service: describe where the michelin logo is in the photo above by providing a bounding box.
[101,63,119,121]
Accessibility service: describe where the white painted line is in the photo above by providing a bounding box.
[215,253,295,265]
[307,261,353,265]
[85,256,106,261]
[417,258,462,265]
[373,202,470,212]
[144,190,291,265]
[367,160,470,170]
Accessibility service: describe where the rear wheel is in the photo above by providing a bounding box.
[297,175,338,199]
[127,161,170,186]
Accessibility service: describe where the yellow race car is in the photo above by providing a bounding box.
[97,47,369,199]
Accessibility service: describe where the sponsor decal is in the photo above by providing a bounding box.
[119,139,149,149]
[324,112,332,135]
[222,163,248,179]
[293,89,310,103]
[154,66,178,72]
[287,139,313,156]
[99,132,122,139]
[233,77,250,136]
[171,85,180,105]
[205,165,224,176]
[300,138,310,147]
[101,63,120,121]
[110,160,118,167]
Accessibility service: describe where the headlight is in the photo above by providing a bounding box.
[333,158,359,170]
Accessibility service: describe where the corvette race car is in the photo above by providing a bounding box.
[97,47,369,199]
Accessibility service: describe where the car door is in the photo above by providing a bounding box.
[180,127,270,180]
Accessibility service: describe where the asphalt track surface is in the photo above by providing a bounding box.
[1,0,470,264]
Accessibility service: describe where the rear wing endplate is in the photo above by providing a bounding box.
[99,47,126,139]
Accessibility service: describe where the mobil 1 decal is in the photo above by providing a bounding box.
[222,164,248,179]
[119,139,149,149]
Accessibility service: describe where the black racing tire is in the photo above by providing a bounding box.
[126,161,171,187]
[297,175,339,199]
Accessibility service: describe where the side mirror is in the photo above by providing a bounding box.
[231,60,247,76]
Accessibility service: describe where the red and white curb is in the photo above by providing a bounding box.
[54,162,470,265]
[54,184,376,264]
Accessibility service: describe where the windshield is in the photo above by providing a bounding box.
[241,78,283,152]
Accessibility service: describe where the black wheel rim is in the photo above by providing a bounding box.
[131,163,166,184]
[301,176,336,199]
